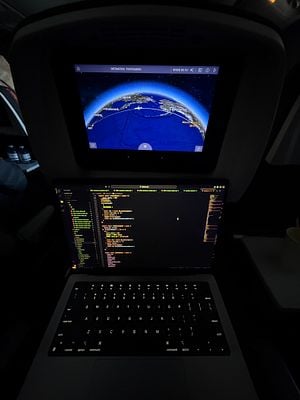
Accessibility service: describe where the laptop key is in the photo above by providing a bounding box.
[49,281,230,356]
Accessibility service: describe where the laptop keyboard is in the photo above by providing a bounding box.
[49,281,230,356]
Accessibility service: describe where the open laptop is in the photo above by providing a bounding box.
[17,180,258,400]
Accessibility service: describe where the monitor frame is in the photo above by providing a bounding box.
[53,177,228,273]
[53,49,241,173]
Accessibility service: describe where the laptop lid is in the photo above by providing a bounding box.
[54,180,227,272]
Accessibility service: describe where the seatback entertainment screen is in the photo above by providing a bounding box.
[73,64,220,154]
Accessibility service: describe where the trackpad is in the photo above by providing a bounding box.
[89,358,189,400]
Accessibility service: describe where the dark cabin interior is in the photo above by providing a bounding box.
[1,1,300,399]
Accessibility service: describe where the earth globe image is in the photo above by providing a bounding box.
[85,82,208,152]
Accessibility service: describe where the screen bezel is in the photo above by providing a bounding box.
[53,50,241,173]
[53,177,228,274]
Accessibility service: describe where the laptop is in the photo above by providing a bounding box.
[17,180,259,400]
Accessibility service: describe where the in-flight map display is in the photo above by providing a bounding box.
[74,64,220,153]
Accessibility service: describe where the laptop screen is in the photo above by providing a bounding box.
[55,182,226,270]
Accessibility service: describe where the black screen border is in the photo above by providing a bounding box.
[53,49,242,173]
[53,177,228,274]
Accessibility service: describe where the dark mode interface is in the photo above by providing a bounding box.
[56,184,226,269]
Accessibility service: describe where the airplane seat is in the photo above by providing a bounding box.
[6,3,300,399]
[7,4,285,202]
[0,158,55,263]
[6,3,287,301]
[0,203,55,259]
